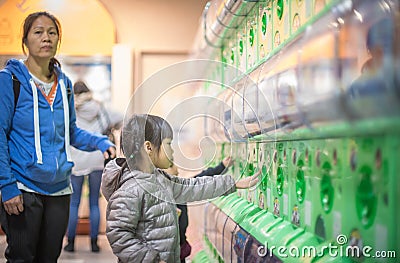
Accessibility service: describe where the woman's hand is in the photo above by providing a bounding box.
[103,146,116,159]
[235,170,261,189]
[3,195,24,215]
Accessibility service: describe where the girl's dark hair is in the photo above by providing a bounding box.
[121,114,173,170]
[22,11,62,76]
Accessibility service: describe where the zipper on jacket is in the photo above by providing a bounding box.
[51,97,59,169]
[52,109,56,147]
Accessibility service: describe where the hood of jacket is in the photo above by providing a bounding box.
[101,158,150,201]
[102,158,125,201]
[6,58,66,85]
[5,58,33,85]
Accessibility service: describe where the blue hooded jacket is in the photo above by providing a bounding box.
[0,59,113,202]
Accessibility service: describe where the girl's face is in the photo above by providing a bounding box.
[25,15,59,60]
[152,138,174,169]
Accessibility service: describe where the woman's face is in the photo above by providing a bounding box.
[25,15,59,60]
[152,138,174,169]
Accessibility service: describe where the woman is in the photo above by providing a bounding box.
[0,11,115,262]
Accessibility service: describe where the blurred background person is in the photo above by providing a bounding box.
[64,80,123,253]
[348,18,395,98]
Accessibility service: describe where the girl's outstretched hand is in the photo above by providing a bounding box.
[235,169,261,189]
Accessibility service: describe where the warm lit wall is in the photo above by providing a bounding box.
[99,0,207,53]
[0,0,115,56]
[100,0,208,113]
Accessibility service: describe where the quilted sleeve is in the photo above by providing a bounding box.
[170,173,236,204]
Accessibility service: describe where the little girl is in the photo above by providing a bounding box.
[101,114,259,263]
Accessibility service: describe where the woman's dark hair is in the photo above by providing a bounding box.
[73,81,90,94]
[121,114,173,170]
[22,11,62,77]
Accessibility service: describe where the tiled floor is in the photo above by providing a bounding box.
[59,235,118,263]
[0,204,207,263]
[0,234,117,263]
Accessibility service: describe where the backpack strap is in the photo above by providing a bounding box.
[6,73,20,139]
[66,81,72,99]
[10,73,72,111]
[11,73,20,111]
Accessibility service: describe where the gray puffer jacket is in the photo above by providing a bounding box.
[101,158,236,263]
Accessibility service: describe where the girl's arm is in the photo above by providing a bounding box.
[168,170,260,203]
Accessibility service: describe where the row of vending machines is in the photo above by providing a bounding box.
[190,0,400,262]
